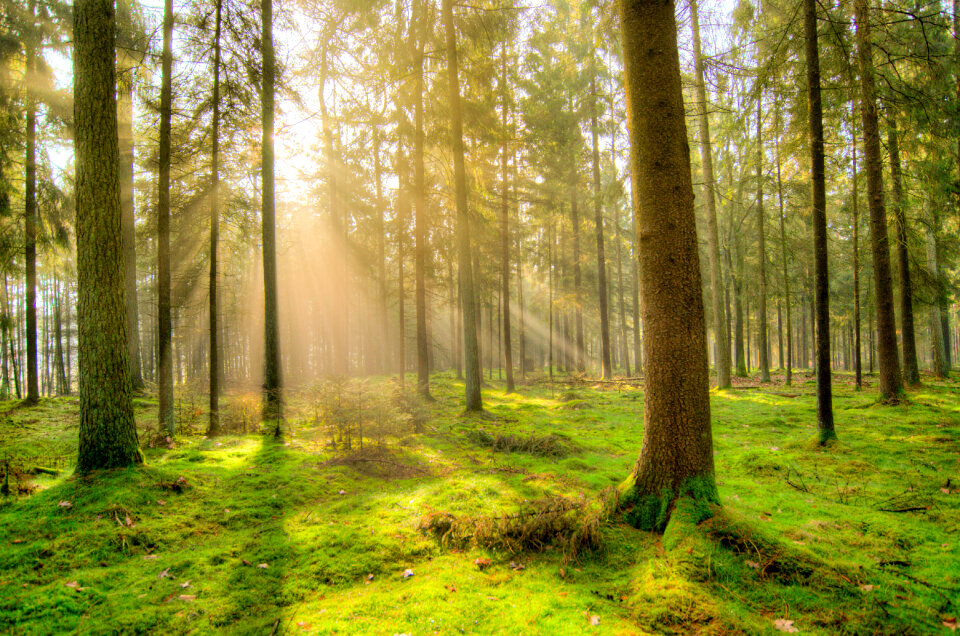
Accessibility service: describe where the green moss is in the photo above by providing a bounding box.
[619,473,719,532]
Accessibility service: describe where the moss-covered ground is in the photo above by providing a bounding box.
[1,371,958,634]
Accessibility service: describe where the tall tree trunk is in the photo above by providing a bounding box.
[74,0,141,472]
[806,0,835,441]
[443,0,481,410]
[499,44,515,393]
[207,0,222,436]
[689,0,730,389]
[24,0,39,405]
[887,118,919,385]
[756,92,770,382]
[374,122,389,374]
[157,0,175,435]
[570,174,585,373]
[851,100,862,389]
[619,0,717,529]
[413,5,431,398]
[591,69,612,379]
[856,0,903,401]
[925,197,948,378]
[261,0,282,427]
[117,7,143,392]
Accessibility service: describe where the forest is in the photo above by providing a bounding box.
[0,0,959,631]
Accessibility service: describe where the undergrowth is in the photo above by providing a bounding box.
[0,371,958,634]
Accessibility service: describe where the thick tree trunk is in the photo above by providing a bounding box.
[805,0,835,441]
[887,118,919,385]
[856,0,903,401]
[618,0,717,530]
[207,0,222,436]
[756,93,770,382]
[24,1,39,405]
[689,0,730,389]
[157,0,175,435]
[261,0,282,427]
[442,0,481,410]
[74,0,141,472]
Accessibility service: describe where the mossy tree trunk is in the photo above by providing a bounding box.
[805,0,835,442]
[442,0,481,411]
[413,0,431,399]
[851,100,862,389]
[74,0,142,473]
[618,0,717,531]
[855,0,903,402]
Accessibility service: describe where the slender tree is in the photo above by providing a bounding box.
[689,0,730,388]
[590,59,611,379]
[74,0,142,472]
[157,0,175,435]
[23,0,39,405]
[207,0,223,436]
[413,0,431,398]
[756,92,770,383]
[618,0,718,529]
[804,0,834,442]
[851,101,862,389]
[262,0,282,429]
[442,0,481,410]
[499,43,515,393]
[855,0,903,402]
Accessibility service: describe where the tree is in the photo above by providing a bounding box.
[442,0,481,411]
[804,0,834,443]
[74,0,141,472]
[413,0,431,399]
[755,91,770,383]
[157,0,175,436]
[23,0,39,405]
[689,0,730,389]
[207,0,223,436]
[499,41,515,393]
[262,0,282,429]
[855,0,903,402]
[590,44,611,380]
[618,0,718,530]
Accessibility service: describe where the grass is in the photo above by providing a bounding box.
[0,370,958,634]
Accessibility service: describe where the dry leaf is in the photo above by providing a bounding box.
[158,568,173,579]
[178,594,196,601]
[180,581,191,589]
[859,584,875,592]
[941,488,952,495]
[943,617,957,631]
[746,560,761,570]
[57,501,72,509]
[590,615,600,626]
[474,558,491,570]
[64,581,80,589]
[774,618,799,633]
[256,563,269,569]
[445,584,457,593]
[402,568,415,579]
[143,555,158,560]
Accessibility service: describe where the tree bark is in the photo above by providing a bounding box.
[618,0,717,530]
[756,93,770,382]
[805,0,835,441]
[157,0,175,435]
[851,100,862,389]
[413,1,431,398]
[886,118,919,385]
[925,197,948,378]
[442,0,481,410]
[591,69,612,379]
[207,0,222,436]
[689,0,730,389]
[499,44,515,393]
[24,0,39,405]
[261,0,282,427]
[855,0,903,401]
[74,0,141,472]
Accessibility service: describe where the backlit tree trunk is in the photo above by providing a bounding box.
[805,0,835,442]
[413,1,431,398]
[443,0,481,410]
[207,0,223,436]
[499,43,515,393]
[756,92,770,383]
[591,68,611,379]
[157,0,175,435]
[24,0,39,405]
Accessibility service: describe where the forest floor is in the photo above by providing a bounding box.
[0,371,959,634]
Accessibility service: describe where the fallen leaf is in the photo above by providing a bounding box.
[242,559,252,566]
[256,563,269,569]
[124,516,134,527]
[178,594,196,601]
[296,622,312,630]
[770,446,781,452]
[143,554,158,560]
[158,568,174,580]
[11,539,23,544]
[156,500,166,506]
[590,615,600,626]
[941,488,952,495]
[180,581,191,589]
[338,490,346,495]
[559,567,566,579]
[509,561,525,571]
[746,560,761,570]
[65,581,81,589]
[774,618,799,633]
[474,558,491,570]
[57,501,72,509]
[943,617,957,631]
[859,584,875,592]
[402,569,414,579]
[445,584,457,593]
